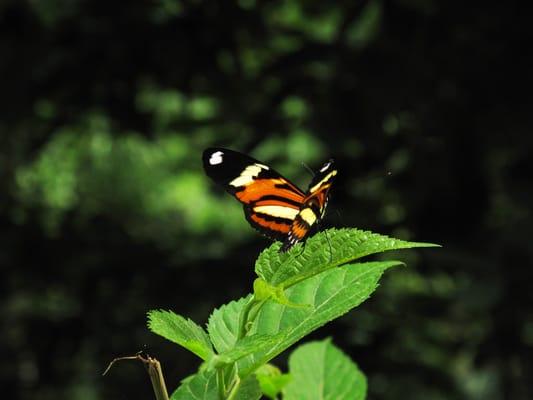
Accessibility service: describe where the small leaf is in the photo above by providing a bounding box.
[147,310,213,360]
[171,370,219,400]
[283,339,366,400]
[207,295,252,354]
[255,364,291,399]
[255,228,438,287]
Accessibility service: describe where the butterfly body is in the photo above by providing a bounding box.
[202,148,337,252]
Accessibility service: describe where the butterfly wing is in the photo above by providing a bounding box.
[281,159,337,252]
[202,148,306,241]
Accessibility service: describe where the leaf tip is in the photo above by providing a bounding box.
[412,241,441,248]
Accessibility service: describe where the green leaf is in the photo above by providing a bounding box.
[255,228,438,287]
[239,260,401,375]
[284,339,366,400]
[171,370,219,400]
[217,332,287,365]
[230,374,262,400]
[147,310,213,360]
[206,297,288,367]
[255,364,291,399]
[171,369,262,400]
[207,296,252,354]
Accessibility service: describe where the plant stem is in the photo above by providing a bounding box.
[217,367,226,399]
[145,357,170,400]
[103,354,169,400]
[225,375,241,400]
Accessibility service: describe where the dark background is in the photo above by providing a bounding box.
[1,1,532,399]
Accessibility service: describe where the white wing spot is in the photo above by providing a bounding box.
[253,205,299,219]
[320,161,332,173]
[299,208,317,225]
[229,163,267,187]
[209,151,224,165]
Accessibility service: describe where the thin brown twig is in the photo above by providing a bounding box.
[103,352,170,400]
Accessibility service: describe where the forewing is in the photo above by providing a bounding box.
[202,148,306,240]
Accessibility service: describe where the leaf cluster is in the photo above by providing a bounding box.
[148,228,436,399]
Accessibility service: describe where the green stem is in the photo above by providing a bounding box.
[225,294,269,398]
[225,375,241,400]
[217,367,226,399]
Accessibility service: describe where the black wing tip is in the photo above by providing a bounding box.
[203,147,224,154]
[202,147,255,170]
[202,147,222,162]
[203,147,242,157]
[202,147,233,160]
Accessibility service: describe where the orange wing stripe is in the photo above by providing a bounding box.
[250,213,291,234]
[290,222,309,240]
[236,179,305,204]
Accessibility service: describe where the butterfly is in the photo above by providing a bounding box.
[202,148,337,252]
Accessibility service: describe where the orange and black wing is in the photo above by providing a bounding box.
[202,148,306,241]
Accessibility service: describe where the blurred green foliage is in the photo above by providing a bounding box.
[1,0,532,400]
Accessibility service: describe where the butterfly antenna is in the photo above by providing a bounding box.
[301,162,315,177]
